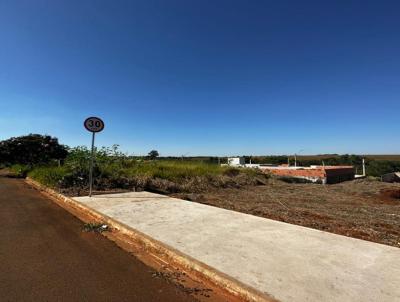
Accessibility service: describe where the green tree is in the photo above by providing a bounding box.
[0,134,68,165]
[148,150,159,160]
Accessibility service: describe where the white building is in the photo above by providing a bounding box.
[227,157,245,166]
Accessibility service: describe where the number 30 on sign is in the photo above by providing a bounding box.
[84,117,105,133]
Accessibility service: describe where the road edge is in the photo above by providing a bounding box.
[25,177,277,302]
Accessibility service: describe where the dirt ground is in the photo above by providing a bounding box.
[173,178,400,248]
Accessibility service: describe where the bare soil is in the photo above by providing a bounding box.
[173,178,400,248]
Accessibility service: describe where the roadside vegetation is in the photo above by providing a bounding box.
[1,134,400,196]
[82,222,109,233]
[32,154,265,195]
[1,134,267,195]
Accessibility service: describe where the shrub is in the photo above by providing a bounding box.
[366,160,400,177]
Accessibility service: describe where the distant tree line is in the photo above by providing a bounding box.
[1,134,399,177]
[245,154,400,177]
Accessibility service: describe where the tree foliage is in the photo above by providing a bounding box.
[0,134,68,165]
[148,150,159,160]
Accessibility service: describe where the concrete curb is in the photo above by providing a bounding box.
[25,178,277,302]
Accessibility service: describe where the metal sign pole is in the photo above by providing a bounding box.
[89,132,95,197]
[84,116,104,197]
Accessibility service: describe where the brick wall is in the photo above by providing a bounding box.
[260,166,355,184]
[263,168,326,179]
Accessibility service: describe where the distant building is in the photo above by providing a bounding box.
[227,157,245,166]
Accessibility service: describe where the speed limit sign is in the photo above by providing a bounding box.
[84,117,105,133]
[84,116,104,197]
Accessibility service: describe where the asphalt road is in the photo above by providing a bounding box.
[0,177,195,302]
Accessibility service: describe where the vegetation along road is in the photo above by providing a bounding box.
[0,176,195,302]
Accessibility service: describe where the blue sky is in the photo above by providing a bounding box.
[1,0,399,156]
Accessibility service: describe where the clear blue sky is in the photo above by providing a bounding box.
[1,0,399,156]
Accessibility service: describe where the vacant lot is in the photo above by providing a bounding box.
[174,178,400,248]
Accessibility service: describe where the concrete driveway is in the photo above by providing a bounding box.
[75,191,400,302]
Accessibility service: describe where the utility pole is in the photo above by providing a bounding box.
[294,149,304,167]
[181,152,190,161]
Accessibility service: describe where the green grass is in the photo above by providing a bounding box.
[122,160,233,181]
[26,157,267,192]
[27,160,238,186]
[82,222,109,233]
[28,166,68,187]
[9,164,31,177]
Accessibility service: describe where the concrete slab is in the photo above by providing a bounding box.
[73,192,400,302]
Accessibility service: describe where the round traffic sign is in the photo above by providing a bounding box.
[84,117,105,133]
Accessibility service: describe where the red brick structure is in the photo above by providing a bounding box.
[259,165,355,184]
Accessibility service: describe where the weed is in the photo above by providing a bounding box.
[82,223,109,233]
[9,164,31,178]
[28,166,68,187]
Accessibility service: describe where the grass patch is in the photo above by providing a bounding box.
[82,222,109,233]
[28,166,68,187]
[124,160,233,181]
[9,164,31,178]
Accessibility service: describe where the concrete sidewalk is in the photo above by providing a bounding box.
[74,192,400,302]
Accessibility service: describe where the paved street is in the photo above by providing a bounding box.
[0,176,194,302]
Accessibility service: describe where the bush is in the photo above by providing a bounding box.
[366,160,400,177]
